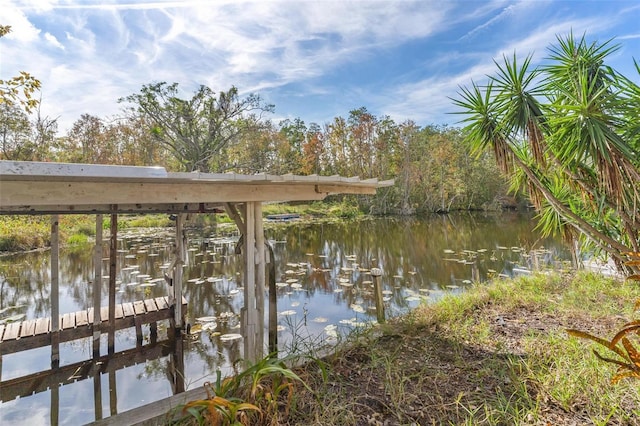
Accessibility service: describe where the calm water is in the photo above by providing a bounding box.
[0,212,571,425]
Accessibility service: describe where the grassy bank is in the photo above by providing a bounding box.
[0,202,362,253]
[174,271,640,425]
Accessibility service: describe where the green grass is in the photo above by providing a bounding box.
[281,271,640,425]
[166,270,640,425]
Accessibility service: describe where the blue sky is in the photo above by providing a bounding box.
[2,0,639,134]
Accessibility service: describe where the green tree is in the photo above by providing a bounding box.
[120,83,274,172]
[0,103,31,160]
[0,26,41,113]
[454,34,640,270]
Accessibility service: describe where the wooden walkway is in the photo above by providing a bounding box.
[0,296,187,356]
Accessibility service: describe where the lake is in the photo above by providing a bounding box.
[0,212,571,425]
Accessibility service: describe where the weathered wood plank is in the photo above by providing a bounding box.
[3,322,21,341]
[90,386,209,426]
[155,297,168,310]
[0,323,5,341]
[133,300,146,315]
[62,312,75,330]
[19,319,37,338]
[87,307,94,323]
[144,298,158,312]
[34,318,49,336]
[115,304,124,320]
[122,303,135,317]
[76,310,89,327]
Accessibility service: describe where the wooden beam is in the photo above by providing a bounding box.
[0,181,332,208]
[0,203,226,215]
[51,215,60,365]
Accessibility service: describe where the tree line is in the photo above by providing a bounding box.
[1,82,508,215]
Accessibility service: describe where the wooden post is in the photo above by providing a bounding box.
[51,215,60,365]
[371,268,385,324]
[266,242,278,355]
[244,202,257,362]
[108,211,117,354]
[93,214,103,357]
[254,202,265,360]
[174,214,185,331]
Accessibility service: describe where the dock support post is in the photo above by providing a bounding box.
[371,268,385,324]
[108,209,117,354]
[244,202,257,363]
[255,202,265,360]
[173,214,185,331]
[51,214,60,365]
[93,214,103,357]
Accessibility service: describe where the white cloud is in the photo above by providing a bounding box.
[0,1,41,41]
[44,32,64,49]
[0,0,635,134]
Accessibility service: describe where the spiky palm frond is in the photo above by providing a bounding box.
[491,53,548,166]
[452,82,515,175]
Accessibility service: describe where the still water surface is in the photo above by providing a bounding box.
[0,212,571,425]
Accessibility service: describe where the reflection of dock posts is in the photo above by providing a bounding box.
[93,368,103,422]
[266,241,277,355]
[51,215,60,365]
[51,381,59,426]
[471,262,480,282]
[93,214,103,357]
[109,369,117,416]
[170,336,185,394]
[108,210,118,354]
[371,268,385,324]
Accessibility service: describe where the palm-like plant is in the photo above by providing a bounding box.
[453,33,640,272]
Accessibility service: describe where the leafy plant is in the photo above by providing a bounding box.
[567,252,640,384]
[173,354,312,425]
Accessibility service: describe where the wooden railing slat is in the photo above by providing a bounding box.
[34,318,49,336]
[19,319,37,338]
[76,310,88,327]
[3,322,21,340]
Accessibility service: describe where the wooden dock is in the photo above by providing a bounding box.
[0,296,187,356]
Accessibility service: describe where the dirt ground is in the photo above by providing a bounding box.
[286,304,638,426]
